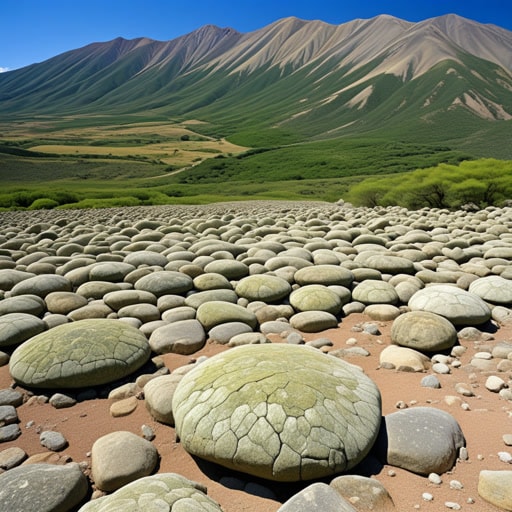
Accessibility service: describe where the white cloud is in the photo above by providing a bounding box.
[0,67,10,73]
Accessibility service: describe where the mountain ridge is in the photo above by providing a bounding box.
[1,13,511,153]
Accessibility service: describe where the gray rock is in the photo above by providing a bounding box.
[78,473,223,512]
[277,482,357,512]
[173,344,382,482]
[49,393,77,409]
[44,291,88,315]
[0,294,46,317]
[149,319,206,355]
[40,430,68,451]
[185,289,238,309]
[228,332,271,346]
[0,424,21,442]
[9,319,150,388]
[0,388,23,407]
[91,430,159,491]
[0,463,88,512]
[208,322,253,344]
[134,270,193,297]
[421,375,442,388]
[378,407,465,475]
[294,265,354,287]
[0,405,17,426]
[0,312,46,348]
[10,274,71,298]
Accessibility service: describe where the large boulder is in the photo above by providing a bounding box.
[478,470,512,511]
[9,319,150,388]
[469,275,512,306]
[172,344,381,481]
[235,275,291,302]
[409,285,491,326]
[289,285,342,315]
[78,473,223,512]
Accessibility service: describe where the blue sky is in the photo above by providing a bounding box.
[1,0,511,72]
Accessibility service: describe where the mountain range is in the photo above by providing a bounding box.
[1,14,511,153]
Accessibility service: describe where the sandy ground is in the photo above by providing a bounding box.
[1,312,511,511]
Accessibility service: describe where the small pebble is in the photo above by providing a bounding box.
[433,362,451,374]
[345,337,358,345]
[486,375,507,392]
[474,351,492,360]
[40,430,68,451]
[141,424,155,441]
[422,493,434,501]
[388,470,396,477]
[503,434,512,446]
[450,479,464,490]
[459,447,469,461]
[395,400,408,409]
[498,451,512,463]
[445,502,461,510]
[429,473,442,485]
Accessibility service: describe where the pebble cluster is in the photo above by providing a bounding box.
[0,201,511,511]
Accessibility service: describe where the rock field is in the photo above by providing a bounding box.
[0,200,512,511]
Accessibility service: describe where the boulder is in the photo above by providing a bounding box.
[173,344,381,481]
[478,470,512,511]
[9,319,150,388]
[149,319,206,355]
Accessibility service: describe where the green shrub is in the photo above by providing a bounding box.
[28,198,59,210]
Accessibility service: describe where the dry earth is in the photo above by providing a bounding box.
[1,312,511,511]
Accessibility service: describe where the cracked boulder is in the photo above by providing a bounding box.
[172,344,381,482]
[9,319,150,388]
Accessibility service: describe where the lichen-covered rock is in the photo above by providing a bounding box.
[172,344,381,481]
[9,319,150,388]
[294,265,354,287]
[134,270,193,296]
[391,311,458,352]
[78,473,223,512]
[469,275,512,306]
[196,301,257,330]
[235,275,291,302]
[289,285,342,315]
[352,281,399,305]
[409,285,491,326]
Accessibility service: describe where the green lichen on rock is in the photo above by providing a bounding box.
[172,344,381,482]
[9,319,150,388]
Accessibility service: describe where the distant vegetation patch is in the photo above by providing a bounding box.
[346,159,512,209]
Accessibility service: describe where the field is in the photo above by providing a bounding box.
[0,114,506,210]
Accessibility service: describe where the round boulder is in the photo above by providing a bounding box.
[377,407,465,475]
[409,285,491,326]
[0,313,46,348]
[9,319,151,388]
[391,311,458,352]
[289,285,342,315]
[196,301,257,331]
[134,271,193,297]
[235,275,291,303]
[77,473,223,512]
[172,344,382,481]
[294,265,354,287]
[469,275,512,306]
[352,281,399,305]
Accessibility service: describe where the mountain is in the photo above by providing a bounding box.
[1,14,511,152]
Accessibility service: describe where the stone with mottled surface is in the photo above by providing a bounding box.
[9,319,150,388]
[173,344,381,481]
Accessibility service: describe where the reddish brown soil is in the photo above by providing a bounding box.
[1,313,511,511]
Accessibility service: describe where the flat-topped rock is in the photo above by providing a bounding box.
[9,319,150,388]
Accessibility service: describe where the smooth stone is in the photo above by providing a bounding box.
[352,280,399,305]
[469,275,512,305]
[149,319,206,355]
[0,294,46,316]
[377,407,465,475]
[196,301,257,330]
[294,265,354,287]
[289,310,339,332]
[91,430,159,492]
[228,332,271,346]
[0,312,46,348]
[208,322,253,344]
[184,289,238,309]
[486,375,507,392]
[44,291,88,314]
[235,274,291,302]
[49,393,77,409]
[379,345,431,372]
[40,430,68,451]
[0,389,23,407]
[144,373,183,426]
[290,284,342,315]
[10,274,72,298]
[0,463,88,511]
[134,270,193,296]
[478,470,512,511]
[110,396,138,417]
[364,304,401,321]
[0,446,27,469]
[421,375,442,389]
[0,424,21,442]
